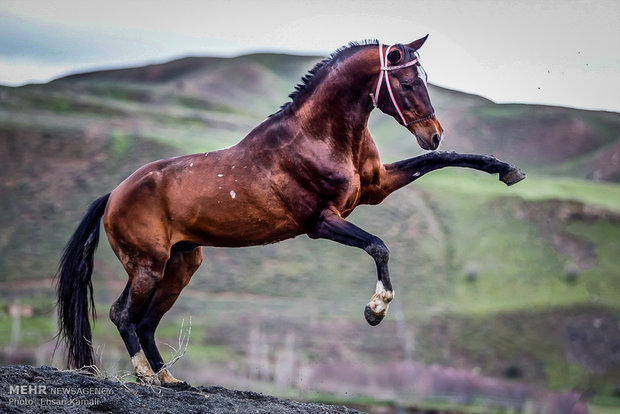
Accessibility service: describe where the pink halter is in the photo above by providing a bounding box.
[370,43,429,125]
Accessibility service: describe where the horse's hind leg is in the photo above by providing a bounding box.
[109,246,169,382]
[136,246,202,384]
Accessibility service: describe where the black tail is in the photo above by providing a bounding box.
[56,193,110,369]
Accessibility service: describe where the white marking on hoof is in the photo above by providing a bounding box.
[131,350,156,382]
[368,281,394,314]
[230,190,236,199]
[375,281,394,300]
[158,368,183,384]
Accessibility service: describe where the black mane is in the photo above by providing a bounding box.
[273,39,379,115]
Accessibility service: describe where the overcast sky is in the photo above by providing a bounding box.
[1,0,618,112]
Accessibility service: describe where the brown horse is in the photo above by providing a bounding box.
[56,36,525,383]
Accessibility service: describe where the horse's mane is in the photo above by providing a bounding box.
[273,39,379,116]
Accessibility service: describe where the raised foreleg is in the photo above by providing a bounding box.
[308,208,394,326]
[364,151,525,204]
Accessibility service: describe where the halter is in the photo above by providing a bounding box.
[370,43,434,125]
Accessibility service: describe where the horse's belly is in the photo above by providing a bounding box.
[175,200,303,248]
[187,219,302,248]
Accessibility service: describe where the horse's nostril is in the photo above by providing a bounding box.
[431,133,441,149]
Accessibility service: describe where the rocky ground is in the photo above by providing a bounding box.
[0,365,362,413]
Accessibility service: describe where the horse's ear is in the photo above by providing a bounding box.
[407,34,429,51]
[387,49,402,64]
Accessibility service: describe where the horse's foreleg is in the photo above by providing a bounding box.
[375,151,525,199]
[309,208,393,326]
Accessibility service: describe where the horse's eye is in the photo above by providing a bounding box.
[401,83,413,90]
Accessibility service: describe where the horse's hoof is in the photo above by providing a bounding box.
[364,304,386,326]
[500,167,526,186]
[132,350,159,385]
[136,373,161,386]
[158,368,183,384]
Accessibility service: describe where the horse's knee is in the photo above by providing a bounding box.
[364,240,389,264]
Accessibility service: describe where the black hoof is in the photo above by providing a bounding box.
[500,167,526,186]
[364,305,386,326]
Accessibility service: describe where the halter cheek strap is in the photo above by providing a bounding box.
[370,43,432,125]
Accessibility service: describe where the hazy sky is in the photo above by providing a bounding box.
[1,0,619,112]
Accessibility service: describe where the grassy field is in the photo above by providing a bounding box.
[415,169,620,313]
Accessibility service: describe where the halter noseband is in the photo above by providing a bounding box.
[370,43,434,126]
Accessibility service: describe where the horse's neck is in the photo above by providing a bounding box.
[294,48,377,152]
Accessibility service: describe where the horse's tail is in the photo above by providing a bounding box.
[56,193,110,369]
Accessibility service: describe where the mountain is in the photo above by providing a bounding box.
[53,53,620,181]
[0,52,619,412]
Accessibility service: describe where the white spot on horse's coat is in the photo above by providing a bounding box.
[230,190,236,199]
[217,174,224,177]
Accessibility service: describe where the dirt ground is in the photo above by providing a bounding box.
[0,365,362,413]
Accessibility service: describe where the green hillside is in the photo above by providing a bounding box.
[0,52,619,412]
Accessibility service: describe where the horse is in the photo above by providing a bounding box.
[56,36,525,384]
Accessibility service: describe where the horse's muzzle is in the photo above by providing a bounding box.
[409,117,444,151]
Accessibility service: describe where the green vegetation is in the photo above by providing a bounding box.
[108,129,132,161]
[0,52,618,410]
[419,169,620,213]
[411,169,620,314]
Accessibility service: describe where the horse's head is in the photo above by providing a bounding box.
[371,36,444,151]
